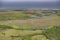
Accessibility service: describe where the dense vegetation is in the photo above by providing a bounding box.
[0,24,60,40]
[0,24,47,30]
[0,24,47,40]
[43,26,60,40]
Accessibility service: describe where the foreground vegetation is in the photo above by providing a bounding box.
[0,25,60,40]
[43,26,60,40]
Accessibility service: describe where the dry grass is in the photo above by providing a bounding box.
[0,16,60,26]
[31,35,48,40]
[0,29,43,40]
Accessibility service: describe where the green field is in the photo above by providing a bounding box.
[0,11,28,20]
[0,10,60,40]
[0,10,60,21]
[0,25,60,40]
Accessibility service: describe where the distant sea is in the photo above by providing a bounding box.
[0,2,60,10]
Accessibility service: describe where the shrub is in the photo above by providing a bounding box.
[43,26,60,40]
[0,24,13,29]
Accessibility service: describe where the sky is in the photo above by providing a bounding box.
[0,0,60,10]
[2,0,60,2]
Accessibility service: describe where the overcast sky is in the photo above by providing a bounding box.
[2,0,60,2]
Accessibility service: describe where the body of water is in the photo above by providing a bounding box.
[0,2,60,10]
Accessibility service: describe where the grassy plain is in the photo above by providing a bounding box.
[0,10,60,26]
[0,10,60,40]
